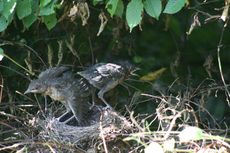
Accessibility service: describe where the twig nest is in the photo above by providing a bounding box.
[33,108,133,152]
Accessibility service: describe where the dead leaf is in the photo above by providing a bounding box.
[78,2,90,26]
[221,2,229,22]
[68,2,90,26]
[68,5,78,21]
[187,13,201,35]
[140,68,167,81]
[97,12,108,36]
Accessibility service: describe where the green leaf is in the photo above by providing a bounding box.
[2,0,17,19]
[163,0,185,14]
[22,0,39,28]
[126,0,143,32]
[16,0,32,19]
[0,47,4,55]
[93,0,103,5]
[42,13,57,30]
[106,0,119,17]
[22,15,37,28]
[0,47,4,61]
[40,0,52,7]
[0,16,8,32]
[106,0,124,17]
[0,1,15,32]
[0,12,14,32]
[39,0,56,16]
[0,1,4,13]
[114,0,124,17]
[144,0,161,20]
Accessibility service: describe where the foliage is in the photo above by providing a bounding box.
[0,0,58,31]
[0,51,3,64]
[96,0,186,32]
[126,0,144,32]
[1,0,230,152]
[163,0,186,14]
[0,0,186,32]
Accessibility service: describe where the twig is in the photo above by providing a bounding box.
[86,26,95,65]
[0,40,46,66]
[0,73,3,103]
[141,93,167,102]
[163,110,185,140]
[217,18,230,106]
[0,65,30,80]
[130,111,144,132]
[99,113,108,153]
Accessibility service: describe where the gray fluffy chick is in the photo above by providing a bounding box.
[25,66,91,126]
[77,62,136,108]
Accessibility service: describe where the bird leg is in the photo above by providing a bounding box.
[97,80,119,109]
[57,110,73,122]
[58,110,79,126]
[98,89,112,109]
[90,88,96,109]
[63,115,77,125]
[67,100,88,126]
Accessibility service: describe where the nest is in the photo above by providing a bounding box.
[29,109,134,153]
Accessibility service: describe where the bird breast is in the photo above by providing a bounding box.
[45,86,66,102]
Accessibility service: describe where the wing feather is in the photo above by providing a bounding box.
[38,66,71,79]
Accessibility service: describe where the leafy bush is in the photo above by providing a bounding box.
[0,0,186,32]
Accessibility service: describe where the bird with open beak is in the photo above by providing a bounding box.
[77,61,137,109]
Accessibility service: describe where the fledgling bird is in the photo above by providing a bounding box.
[24,66,91,126]
[77,62,136,108]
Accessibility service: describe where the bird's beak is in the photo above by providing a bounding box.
[24,89,31,94]
[130,67,140,76]
[134,67,141,71]
[131,73,139,77]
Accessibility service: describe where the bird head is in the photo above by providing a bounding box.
[24,79,48,94]
[118,61,139,77]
